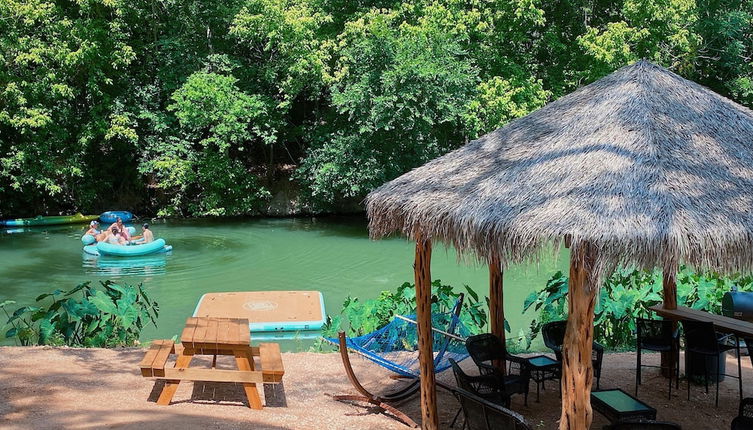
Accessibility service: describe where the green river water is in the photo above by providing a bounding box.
[0,216,568,350]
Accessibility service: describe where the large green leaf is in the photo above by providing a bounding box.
[62,299,98,321]
[89,291,118,315]
[39,317,56,343]
[8,306,39,323]
[64,282,90,297]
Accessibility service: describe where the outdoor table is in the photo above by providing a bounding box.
[142,317,285,409]
[650,303,747,392]
[526,355,560,402]
[649,304,753,338]
[591,389,657,423]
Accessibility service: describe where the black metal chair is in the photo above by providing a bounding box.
[453,387,532,430]
[465,333,530,406]
[450,358,509,407]
[635,318,680,399]
[542,320,605,388]
[731,397,753,430]
[603,420,682,430]
[681,319,742,406]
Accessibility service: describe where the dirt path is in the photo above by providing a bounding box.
[0,346,747,429]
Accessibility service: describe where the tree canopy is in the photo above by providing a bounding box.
[1,0,751,216]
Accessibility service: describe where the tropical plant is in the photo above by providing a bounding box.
[1,280,159,347]
[523,267,753,350]
[321,279,488,339]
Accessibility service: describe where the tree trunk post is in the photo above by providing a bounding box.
[660,257,678,377]
[414,236,437,430]
[489,254,506,373]
[559,242,598,430]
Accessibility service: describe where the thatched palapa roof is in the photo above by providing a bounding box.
[366,60,753,275]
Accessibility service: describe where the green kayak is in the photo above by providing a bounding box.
[1,213,99,227]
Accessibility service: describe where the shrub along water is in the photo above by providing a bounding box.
[1,280,159,347]
[321,279,488,339]
[524,267,753,350]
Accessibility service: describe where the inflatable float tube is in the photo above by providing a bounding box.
[99,211,133,224]
[91,239,172,257]
[2,213,99,227]
[81,226,135,245]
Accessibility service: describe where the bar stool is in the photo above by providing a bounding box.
[635,318,679,399]
[681,319,742,406]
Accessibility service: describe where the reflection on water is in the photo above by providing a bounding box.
[0,216,568,351]
[82,252,169,276]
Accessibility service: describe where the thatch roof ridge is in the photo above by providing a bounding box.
[366,60,753,275]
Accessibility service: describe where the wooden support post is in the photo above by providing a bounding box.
[414,237,437,430]
[559,243,598,430]
[489,255,506,373]
[661,257,678,377]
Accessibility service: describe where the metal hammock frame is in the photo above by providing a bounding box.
[325,294,466,428]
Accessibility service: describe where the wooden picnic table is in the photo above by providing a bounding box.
[649,303,753,338]
[139,317,285,409]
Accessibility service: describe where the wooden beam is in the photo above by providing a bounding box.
[414,237,437,430]
[488,255,505,344]
[489,254,506,374]
[660,256,678,377]
[559,243,598,430]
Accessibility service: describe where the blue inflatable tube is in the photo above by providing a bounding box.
[95,238,171,257]
[100,211,133,224]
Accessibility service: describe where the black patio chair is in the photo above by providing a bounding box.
[635,318,680,400]
[453,387,532,430]
[731,397,753,430]
[603,420,682,430]
[465,333,530,406]
[449,358,508,428]
[542,320,605,388]
[681,319,742,406]
[450,358,509,406]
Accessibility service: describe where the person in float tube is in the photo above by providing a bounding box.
[140,223,154,243]
[105,227,127,245]
[84,221,100,237]
[108,217,131,241]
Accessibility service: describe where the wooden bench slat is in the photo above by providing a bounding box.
[180,317,198,345]
[151,340,175,377]
[160,368,281,384]
[205,318,219,345]
[238,318,250,345]
[259,343,284,381]
[139,341,163,377]
[140,340,175,377]
[216,318,230,345]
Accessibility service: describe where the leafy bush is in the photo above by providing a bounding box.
[321,280,488,339]
[1,281,159,347]
[523,267,753,350]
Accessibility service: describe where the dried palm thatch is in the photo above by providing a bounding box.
[366,60,753,278]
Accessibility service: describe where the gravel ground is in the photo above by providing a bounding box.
[0,346,749,429]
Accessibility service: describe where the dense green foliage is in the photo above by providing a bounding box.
[524,267,753,349]
[321,279,488,338]
[1,0,751,216]
[1,280,159,347]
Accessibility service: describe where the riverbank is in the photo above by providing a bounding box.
[0,346,746,429]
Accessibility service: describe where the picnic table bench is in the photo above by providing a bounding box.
[139,317,284,409]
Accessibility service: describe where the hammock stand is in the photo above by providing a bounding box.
[325,294,468,428]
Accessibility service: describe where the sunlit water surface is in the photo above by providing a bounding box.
[0,217,567,350]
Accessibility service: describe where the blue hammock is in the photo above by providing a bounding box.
[324,295,471,427]
[325,301,471,377]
